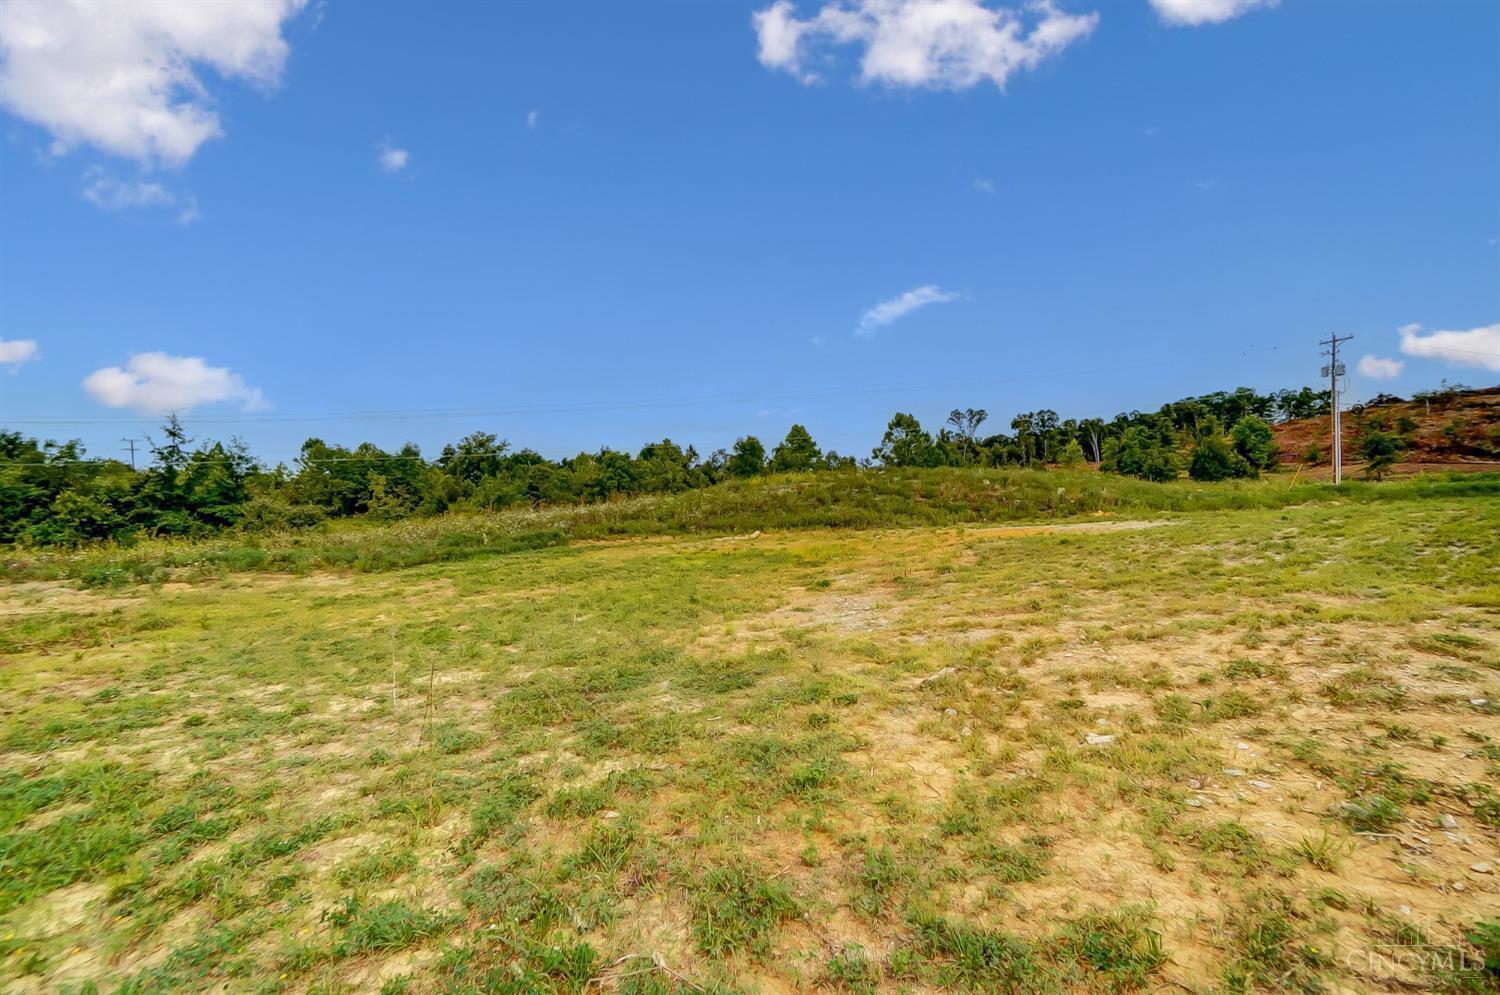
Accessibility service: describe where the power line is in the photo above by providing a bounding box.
[0,453,579,471]
[1394,345,1500,360]
[0,367,1154,427]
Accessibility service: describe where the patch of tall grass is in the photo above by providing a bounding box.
[5,467,1495,586]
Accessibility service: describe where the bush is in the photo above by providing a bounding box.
[1059,439,1087,469]
[1361,429,1405,480]
[1109,428,1179,481]
[1229,416,1278,471]
[238,498,328,532]
[1189,436,1243,482]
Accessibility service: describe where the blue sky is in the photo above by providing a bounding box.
[1,0,1496,464]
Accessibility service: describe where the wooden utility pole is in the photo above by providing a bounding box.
[1319,334,1353,485]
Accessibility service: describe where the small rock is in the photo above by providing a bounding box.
[1225,768,1245,777]
[1470,698,1489,707]
[944,707,959,718]
[1236,742,1251,751]
[1453,881,1466,892]
[919,667,959,688]
[602,810,621,820]
[1085,732,1116,746]
[1439,814,1458,830]
[1471,861,1493,874]
[1249,779,1271,790]
[1186,798,1202,808]
[1188,778,1202,790]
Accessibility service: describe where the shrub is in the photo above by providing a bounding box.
[1230,416,1279,471]
[1361,429,1405,480]
[1189,436,1240,482]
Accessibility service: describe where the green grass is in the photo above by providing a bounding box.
[0,479,1495,992]
[6,467,1496,586]
[690,864,798,958]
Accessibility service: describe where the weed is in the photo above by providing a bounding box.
[1291,831,1349,872]
[691,864,798,957]
[906,913,1047,989]
[321,895,453,955]
[1337,794,1403,832]
[1059,906,1167,991]
[825,945,878,992]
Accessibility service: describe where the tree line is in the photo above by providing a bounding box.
[1,384,1335,546]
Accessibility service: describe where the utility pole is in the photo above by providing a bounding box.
[1319,334,1353,485]
[120,437,139,470]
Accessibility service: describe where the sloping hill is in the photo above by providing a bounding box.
[1274,384,1500,475]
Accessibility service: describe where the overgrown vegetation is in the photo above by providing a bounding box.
[1,476,1495,992]
[0,382,1380,547]
[5,463,1496,586]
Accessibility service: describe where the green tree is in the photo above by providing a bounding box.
[1188,435,1239,481]
[438,432,509,485]
[770,424,822,472]
[1058,439,1087,469]
[1228,415,1278,472]
[1361,428,1404,480]
[945,408,987,465]
[636,439,701,493]
[872,413,938,467]
[1010,413,1037,466]
[1033,409,1061,463]
[726,436,767,477]
[1078,418,1106,463]
[1107,426,1178,481]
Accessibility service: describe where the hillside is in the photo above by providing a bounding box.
[5,469,1497,587]
[1274,385,1500,476]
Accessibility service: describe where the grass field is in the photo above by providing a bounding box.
[2,476,1498,993]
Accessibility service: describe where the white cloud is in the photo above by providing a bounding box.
[83,352,266,414]
[0,338,38,368]
[753,1,819,82]
[526,109,539,129]
[1149,0,1276,27]
[971,177,996,194]
[0,0,305,168]
[175,194,201,225]
[1357,355,1403,380]
[82,176,173,211]
[752,0,1098,91]
[856,285,960,336]
[80,170,199,223]
[376,142,409,172]
[1398,322,1500,373]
